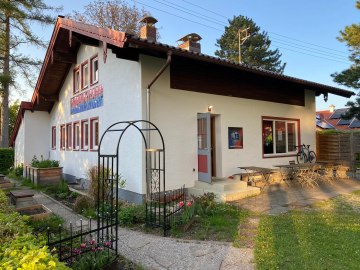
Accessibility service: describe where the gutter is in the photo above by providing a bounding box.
[146,51,172,124]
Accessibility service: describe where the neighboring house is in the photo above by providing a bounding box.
[316,105,360,130]
[10,17,354,202]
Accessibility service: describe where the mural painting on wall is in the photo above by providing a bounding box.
[228,127,243,149]
[70,85,104,115]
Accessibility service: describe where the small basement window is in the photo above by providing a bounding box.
[90,118,99,150]
[81,61,89,89]
[60,124,65,150]
[81,120,89,150]
[90,55,99,84]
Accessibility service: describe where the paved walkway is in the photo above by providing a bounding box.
[32,192,254,270]
[232,178,360,215]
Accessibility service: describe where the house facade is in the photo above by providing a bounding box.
[10,17,354,202]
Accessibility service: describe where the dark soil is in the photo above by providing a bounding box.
[103,256,142,270]
[18,207,46,216]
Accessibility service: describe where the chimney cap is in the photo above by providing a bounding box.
[139,16,158,26]
[177,33,202,43]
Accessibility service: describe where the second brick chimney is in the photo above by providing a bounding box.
[139,16,158,42]
[177,33,202,53]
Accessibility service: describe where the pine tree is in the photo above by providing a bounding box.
[332,1,360,119]
[0,0,59,147]
[215,15,286,74]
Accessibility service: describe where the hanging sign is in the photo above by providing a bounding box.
[70,85,104,115]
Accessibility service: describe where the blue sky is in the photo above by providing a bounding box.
[22,0,359,110]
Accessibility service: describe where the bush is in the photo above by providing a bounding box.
[74,195,95,214]
[14,163,23,177]
[0,148,14,174]
[118,204,145,226]
[31,155,60,168]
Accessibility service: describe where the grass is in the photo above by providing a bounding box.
[255,190,360,270]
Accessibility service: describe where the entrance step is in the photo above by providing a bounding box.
[188,186,261,202]
[193,179,248,192]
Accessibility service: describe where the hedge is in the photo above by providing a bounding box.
[0,148,14,174]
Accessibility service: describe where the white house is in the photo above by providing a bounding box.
[10,17,354,203]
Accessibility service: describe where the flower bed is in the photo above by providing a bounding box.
[24,156,62,186]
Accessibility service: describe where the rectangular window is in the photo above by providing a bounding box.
[73,67,80,93]
[262,117,299,157]
[51,126,56,150]
[81,120,89,150]
[60,124,66,150]
[81,61,89,89]
[90,118,99,150]
[90,55,99,84]
[66,123,72,150]
[73,122,80,150]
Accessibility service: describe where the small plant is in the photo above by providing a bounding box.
[193,192,217,215]
[31,155,60,168]
[74,195,95,214]
[177,200,195,225]
[118,204,146,226]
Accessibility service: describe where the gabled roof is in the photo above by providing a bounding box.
[317,108,360,130]
[10,16,356,146]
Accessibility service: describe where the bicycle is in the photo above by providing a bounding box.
[296,144,316,164]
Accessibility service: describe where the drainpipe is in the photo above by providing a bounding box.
[146,51,172,126]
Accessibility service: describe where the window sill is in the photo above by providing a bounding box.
[89,149,98,152]
[81,148,88,151]
[90,80,98,86]
[263,154,297,159]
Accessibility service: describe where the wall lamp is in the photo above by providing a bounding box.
[208,105,213,112]
[323,93,328,102]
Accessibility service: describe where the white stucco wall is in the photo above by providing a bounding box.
[49,43,144,194]
[141,55,316,190]
[14,110,51,166]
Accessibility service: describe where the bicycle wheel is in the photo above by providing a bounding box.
[308,151,316,163]
[296,152,307,164]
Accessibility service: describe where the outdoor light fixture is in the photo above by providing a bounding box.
[208,105,213,112]
[323,93,328,102]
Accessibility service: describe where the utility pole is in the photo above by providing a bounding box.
[238,27,250,64]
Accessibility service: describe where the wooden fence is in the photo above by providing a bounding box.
[316,132,360,168]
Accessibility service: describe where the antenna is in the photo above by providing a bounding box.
[238,27,250,64]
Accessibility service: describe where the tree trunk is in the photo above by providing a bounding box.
[1,14,10,148]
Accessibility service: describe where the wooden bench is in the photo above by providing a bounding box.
[10,190,35,208]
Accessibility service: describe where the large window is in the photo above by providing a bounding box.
[81,120,89,150]
[73,122,80,150]
[90,55,99,84]
[60,124,65,150]
[262,117,299,157]
[66,123,72,150]
[90,118,99,150]
[51,126,56,150]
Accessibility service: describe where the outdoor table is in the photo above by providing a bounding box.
[237,166,275,191]
[274,163,320,188]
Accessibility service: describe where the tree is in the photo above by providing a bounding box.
[8,99,19,139]
[71,0,150,35]
[215,15,286,74]
[332,1,360,119]
[0,1,60,147]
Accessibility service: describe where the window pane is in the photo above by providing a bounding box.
[85,123,88,146]
[263,120,273,154]
[94,121,99,146]
[275,121,286,153]
[92,58,98,83]
[84,64,89,87]
[287,123,296,152]
[197,118,207,149]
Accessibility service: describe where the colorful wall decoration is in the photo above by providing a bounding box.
[70,85,103,115]
[228,127,243,149]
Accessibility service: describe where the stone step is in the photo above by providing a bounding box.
[188,186,260,202]
[193,179,248,192]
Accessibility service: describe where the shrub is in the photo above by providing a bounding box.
[74,195,95,214]
[0,148,14,174]
[14,163,24,177]
[31,155,60,168]
[118,204,145,226]
[193,192,217,215]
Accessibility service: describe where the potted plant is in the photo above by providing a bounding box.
[25,156,62,186]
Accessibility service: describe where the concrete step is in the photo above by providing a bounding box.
[193,179,248,192]
[188,186,260,203]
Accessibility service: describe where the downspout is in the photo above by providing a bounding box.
[146,51,172,125]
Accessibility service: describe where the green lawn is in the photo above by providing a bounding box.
[255,191,360,270]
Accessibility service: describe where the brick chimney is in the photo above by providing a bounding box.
[177,33,202,53]
[329,104,335,113]
[139,16,158,42]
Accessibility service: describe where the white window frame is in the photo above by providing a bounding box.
[82,61,89,89]
[90,55,99,84]
[74,67,80,93]
[263,118,299,157]
[81,120,89,151]
[90,118,99,151]
[73,122,80,150]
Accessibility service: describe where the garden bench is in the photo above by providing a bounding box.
[10,190,35,208]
